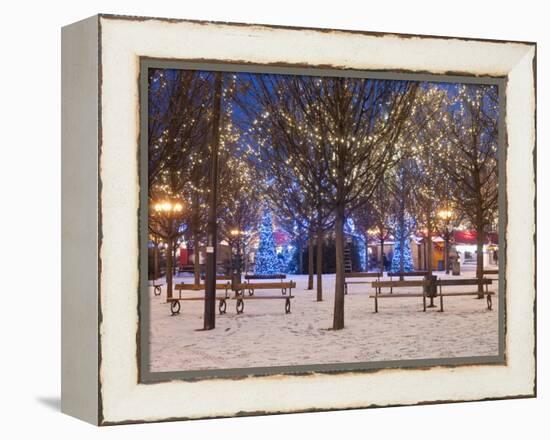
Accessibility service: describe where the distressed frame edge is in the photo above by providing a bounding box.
[61,14,101,425]
[94,15,537,425]
[138,59,508,384]
[97,12,537,47]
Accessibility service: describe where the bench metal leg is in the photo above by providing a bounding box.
[344,283,348,295]
[282,287,287,296]
[236,298,244,314]
[218,298,227,315]
[154,285,161,296]
[374,292,378,313]
[487,295,493,310]
[423,293,426,312]
[439,293,444,312]
[170,300,180,316]
[285,298,291,314]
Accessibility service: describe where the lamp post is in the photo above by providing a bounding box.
[150,235,160,282]
[369,227,388,273]
[230,229,244,273]
[230,228,246,289]
[437,208,454,275]
[152,200,184,299]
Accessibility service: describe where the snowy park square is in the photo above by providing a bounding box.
[148,269,499,372]
[145,66,502,376]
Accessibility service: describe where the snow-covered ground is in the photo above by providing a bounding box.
[148,267,499,373]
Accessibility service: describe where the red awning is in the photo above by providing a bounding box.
[452,230,498,245]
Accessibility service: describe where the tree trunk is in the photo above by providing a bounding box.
[307,235,314,290]
[153,243,159,281]
[379,237,385,273]
[204,71,222,331]
[476,225,485,297]
[166,239,173,299]
[425,240,429,270]
[444,236,450,274]
[399,234,405,279]
[333,205,346,330]
[316,230,323,302]
[426,228,433,276]
[243,242,247,274]
[364,234,369,271]
[398,209,405,280]
[193,231,200,285]
[297,241,304,275]
[426,226,435,307]
[236,240,242,276]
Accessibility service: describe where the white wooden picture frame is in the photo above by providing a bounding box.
[61,14,536,425]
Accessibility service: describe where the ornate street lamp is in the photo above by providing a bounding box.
[150,199,184,299]
[437,208,454,275]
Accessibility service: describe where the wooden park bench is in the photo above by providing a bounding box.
[344,272,383,295]
[177,264,193,275]
[233,281,296,314]
[482,269,499,280]
[200,274,233,281]
[370,280,431,312]
[244,274,287,281]
[167,282,231,316]
[436,278,495,311]
[235,280,296,297]
[387,271,429,280]
[241,274,290,296]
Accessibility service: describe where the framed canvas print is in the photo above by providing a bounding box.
[61,14,536,425]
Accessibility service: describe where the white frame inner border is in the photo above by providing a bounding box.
[98,16,536,424]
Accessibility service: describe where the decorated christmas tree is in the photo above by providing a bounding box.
[278,245,294,274]
[255,209,282,274]
[355,236,367,272]
[391,219,414,273]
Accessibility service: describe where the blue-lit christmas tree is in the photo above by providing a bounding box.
[255,209,282,274]
[278,245,294,274]
[391,217,414,273]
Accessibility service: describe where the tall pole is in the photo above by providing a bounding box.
[237,235,242,277]
[166,238,173,299]
[204,71,222,330]
[444,229,450,275]
[379,235,385,273]
[316,229,323,302]
[307,233,314,290]
[153,241,159,281]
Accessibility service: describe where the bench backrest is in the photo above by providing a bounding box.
[387,271,429,277]
[372,280,429,288]
[245,274,287,280]
[237,281,296,289]
[345,272,382,279]
[482,270,499,275]
[436,278,492,286]
[175,283,229,291]
[200,274,232,280]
